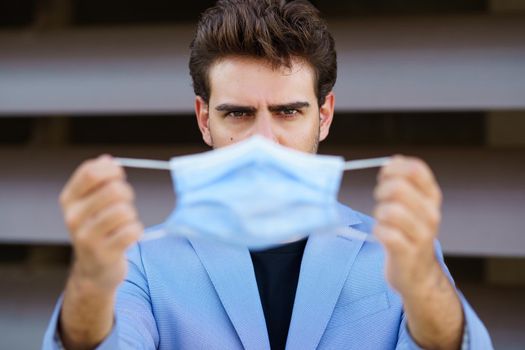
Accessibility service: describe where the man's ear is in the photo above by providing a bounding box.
[195,96,213,146]
[319,91,335,142]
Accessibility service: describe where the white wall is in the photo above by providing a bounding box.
[1,15,524,114]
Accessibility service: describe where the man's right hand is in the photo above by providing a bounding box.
[58,155,143,349]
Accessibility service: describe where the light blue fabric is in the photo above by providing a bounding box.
[43,205,493,350]
[166,136,346,249]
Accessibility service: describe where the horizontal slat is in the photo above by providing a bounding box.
[0,14,524,115]
[0,145,523,257]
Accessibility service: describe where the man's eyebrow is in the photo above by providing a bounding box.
[215,104,256,113]
[214,101,310,113]
[268,101,310,112]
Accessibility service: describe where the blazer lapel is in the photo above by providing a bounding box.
[286,207,366,350]
[189,237,270,350]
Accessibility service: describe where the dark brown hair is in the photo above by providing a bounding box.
[189,0,337,107]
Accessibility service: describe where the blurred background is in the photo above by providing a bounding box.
[0,0,524,348]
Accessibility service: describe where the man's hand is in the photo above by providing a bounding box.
[373,155,463,349]
[61,154,142,290]
[59,155,143,349]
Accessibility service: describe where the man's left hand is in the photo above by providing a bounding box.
[373,155,464,349]
[373,155,443,297]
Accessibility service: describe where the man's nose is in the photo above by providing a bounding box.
[252,113,278,142]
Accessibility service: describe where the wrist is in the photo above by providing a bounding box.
[402,262,464,350]
[404,259,446,301]
[69,262,120,297]
[70,253,127,291]
[60,271,117,349]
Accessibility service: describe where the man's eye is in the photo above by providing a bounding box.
[226,111,250,118]
[278,109,298,117]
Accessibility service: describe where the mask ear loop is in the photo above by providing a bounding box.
[114,157,171,170]
[114,156,391,172]
[343,156,391,171]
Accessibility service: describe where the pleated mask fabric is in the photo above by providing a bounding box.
[163,136,346,249]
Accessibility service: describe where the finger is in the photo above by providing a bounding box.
[379,155,442,203]
[60,155,125,207]
[374,202,433,244]
[76,202,138,243]
[373,223,411,255]
[107,222,144,252]
[64,180,135,233]
[374,177,441,230]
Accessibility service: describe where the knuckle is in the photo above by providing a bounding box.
[133,221,144,233]
[435,188,443,205]
[392,154,404,163]
[419,231,435,246]
[391,205,410,228]
[102,180,129,201]
[411,156,425,168]
[389,180,405,200]
[376,204,402,225]
[380,230,402,249]
[125,228,141,245]
[129,207,138,221]
[117,237,134,251]
[414,158,431,176]
[64,210,80,230]
[116,226,140,249]
[409,158,426,176]
[114,203,135,222]
[106,160,125,179]
[79,158,95,171]
[377,179,404,201]
[377,205,389,221]
[116,164,126,179]
[428,208,441,228]
[385,203,403,220]
[381,232,396,247]
[390,156,406,169]
[82,167,102,186]
[111,181,134,201]
[106,181,124,199]
[125,183,135,201]
[374,205,386,221]
[112,203,128,218]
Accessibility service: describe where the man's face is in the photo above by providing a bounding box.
[195,56,334,153]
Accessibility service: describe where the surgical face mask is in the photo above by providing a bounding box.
[116,136,389,249]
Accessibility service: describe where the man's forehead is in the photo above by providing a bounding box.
[207,56,317,104]
[210,55,312,75]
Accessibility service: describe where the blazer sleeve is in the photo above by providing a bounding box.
[42,243,159,350]
[394,241,494,349]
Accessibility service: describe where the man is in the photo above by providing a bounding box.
[43,0,492,349]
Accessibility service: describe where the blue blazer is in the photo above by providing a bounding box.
[43,206,493,349]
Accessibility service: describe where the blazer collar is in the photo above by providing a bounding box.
[189,236,271,350]
[285,226,366,349]
[189,204,366,350]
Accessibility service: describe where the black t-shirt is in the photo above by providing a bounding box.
[249,238,308,350]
